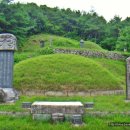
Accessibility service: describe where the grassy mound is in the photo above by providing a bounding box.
[93,58,125,85]
[14,54,123,91]
[22,34,104,52]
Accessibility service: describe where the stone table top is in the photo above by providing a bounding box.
[32,101,83,106]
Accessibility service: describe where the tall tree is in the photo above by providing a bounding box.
[116,27,130,51]
[1,0,13,4]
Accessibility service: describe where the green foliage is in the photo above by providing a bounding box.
[14,52,35,63]
[84,41,104,50]
[14,47,54,64]
[1,0,13,4]
[116,27,130,51]
[14,54,124,91]
[100,37,117,50]
[1,3,129,51]
[36,47,54,55]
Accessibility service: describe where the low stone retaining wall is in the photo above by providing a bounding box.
[0,111,130,117]
[54,48,126,60]
[87,111,130,116]
[19,90,124,96]
[0,111,30,116]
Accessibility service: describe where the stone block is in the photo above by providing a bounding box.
[71,114,83,125]
[31,102,84,115]
[52,113,65,123]
[0,89,6,102]
[64,114,73,121]
[84,102,94,109]
[22,102,32,109]
[33,114,51,121]
[0,88,18,103]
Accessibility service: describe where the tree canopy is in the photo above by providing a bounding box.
[0,2,129,51]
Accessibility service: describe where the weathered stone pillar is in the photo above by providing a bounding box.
[126,57,130,100]
[0,33,18,102]
[80,39,84,48]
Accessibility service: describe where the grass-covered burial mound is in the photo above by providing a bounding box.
[14,54,122,91]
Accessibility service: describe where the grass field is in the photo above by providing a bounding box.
[0,95,129,112]
[93,58,125,86]
[0,114,130,130]
[13,54,124,91]
[0,95,130,130]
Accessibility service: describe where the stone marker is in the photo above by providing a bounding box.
[0,33,18,102]
[80,39,84,48]
[84,102,94,109]
[71,114,83,125]
[22,102,32,109]
[126,57,130,100]
[39,40,45,48]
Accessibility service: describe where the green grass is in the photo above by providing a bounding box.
[0,95,129,112]
[0,95,130,130]
[22,34,104,52]
[14,47,54,63]
[93,58,125,87]
[14,54,123,91]
[0,94,130,130]
[0,114,130,130]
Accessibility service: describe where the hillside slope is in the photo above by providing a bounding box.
[14,54,123,91]
[22,34,104,52]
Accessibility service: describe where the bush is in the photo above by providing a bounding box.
[36,47,54,55]
[14,53,31,63]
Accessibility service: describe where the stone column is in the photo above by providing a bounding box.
[80,39,84,48]
[126,57,130,100]
[0,33,18,102]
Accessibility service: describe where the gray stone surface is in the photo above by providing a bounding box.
[0,88,18,102]
[0,89,6,102]
[0,33,18,103]
[31,102,84,114]
[71,114,83,125]
[54,48,125,60]
[0,51,14,88]
[20,90,124,96]
[84,102,94,109]
[64,114,73,121]
[0,33,17,50]
[33,114,51,121]
[39,40,45,48]
[126,57,130,100]
[80,39,84,48]
[22,102,32,109]
[52,113,65,122]
[31,102,84,123]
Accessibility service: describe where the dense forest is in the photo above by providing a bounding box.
[0,0,130,51]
